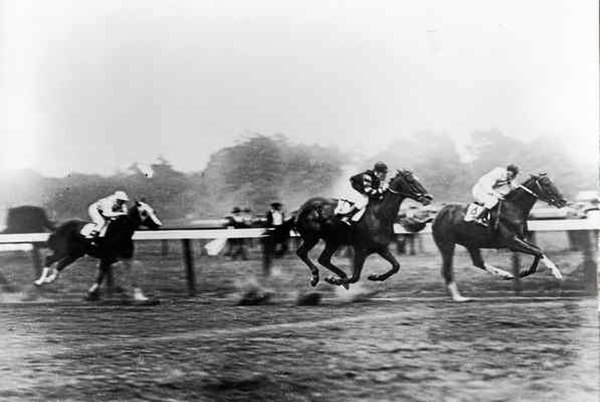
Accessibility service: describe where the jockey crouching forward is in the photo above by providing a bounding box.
[88,190,130,240]
[339,162,389,226]
[471,164,519,226]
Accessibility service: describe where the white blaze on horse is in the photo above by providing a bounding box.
[432,173,567,302]
[34,201,162,301]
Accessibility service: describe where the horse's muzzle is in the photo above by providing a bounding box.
[420,194,433,206]
[555,198,568,208]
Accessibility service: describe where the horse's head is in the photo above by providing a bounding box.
[388,170,433,205]
[130,200,163,229]
[523,173,567,208]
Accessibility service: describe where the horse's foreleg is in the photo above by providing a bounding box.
[87,260,110,297]
[318,241,349,287]
[368,247,400,281]
[296,236,321,287]
[346,248,367,285]
[508,237,562,280]
[467,247,514,280]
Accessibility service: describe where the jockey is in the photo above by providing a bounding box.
[340,161,389,225]
[88,190,130,237]
[471,164,519,226]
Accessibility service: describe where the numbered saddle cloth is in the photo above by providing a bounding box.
[464,203,485,223]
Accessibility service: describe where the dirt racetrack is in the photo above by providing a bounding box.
[0,232,598,401]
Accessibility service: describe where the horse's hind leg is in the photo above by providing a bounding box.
[368,247,400,282]
[43,255,78,283]
[34,253,76,285]
[34,252,63,285]
[296,235,321,286]
[318,241,349,286]
[467,247,514,280]
[437,242,470,302]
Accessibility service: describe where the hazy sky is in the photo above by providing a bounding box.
[1,0,598,176]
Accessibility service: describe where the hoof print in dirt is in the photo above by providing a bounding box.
[237,289,273,306]
[296,292,322,306]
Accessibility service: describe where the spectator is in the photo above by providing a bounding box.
[266,202,288,257]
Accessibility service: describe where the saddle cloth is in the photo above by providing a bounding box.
[464,203,485,223]
[80,223,109,238]
[333,199,355,215]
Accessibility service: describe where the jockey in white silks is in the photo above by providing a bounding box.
[337,162,389,225]
[88,190,130,237]
[471,164,520,226]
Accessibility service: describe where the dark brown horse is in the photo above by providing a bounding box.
[34,201,162,300]
[432,173,567,302]
[277,170,432,288]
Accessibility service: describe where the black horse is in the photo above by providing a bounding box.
[276,170,432,288]
[432,173,567,302]
[34,201,162,300]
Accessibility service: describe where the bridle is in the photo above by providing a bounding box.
[388,172,426,200]
[519,175,560,206]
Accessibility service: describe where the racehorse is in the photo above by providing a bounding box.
[275,170,432,288]
[431,173,567,302]
[34,200,162,300]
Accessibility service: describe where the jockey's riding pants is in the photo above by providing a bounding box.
[472,184,500,209]
[88,206,107,232]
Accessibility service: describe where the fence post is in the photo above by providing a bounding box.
[182,239,197,296]
[511,253,522,295]
[582,230,598,296]
[105,263,115,296]
[262,237,274,276]
[31,243,42,277]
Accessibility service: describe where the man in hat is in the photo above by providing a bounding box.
[471,164,520,226]
[340,161,389,225]
[225,206,248,260]
[266,202,288,256]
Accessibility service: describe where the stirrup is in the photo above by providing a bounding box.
[340,216,352,226]
[475,219,489,227]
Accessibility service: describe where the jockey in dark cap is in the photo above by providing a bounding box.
[339,161,389,225]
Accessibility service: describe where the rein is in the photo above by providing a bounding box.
[518,184,538,198]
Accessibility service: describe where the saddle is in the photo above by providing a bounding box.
[80,222,109,239]
[464,202,486,223]
[464,202,502,228]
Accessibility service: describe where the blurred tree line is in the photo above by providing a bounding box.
[0,132,596,223]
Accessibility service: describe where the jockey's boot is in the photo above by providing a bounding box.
[340,206,360,226]
[89,230,100,246]
[473,207,489,227]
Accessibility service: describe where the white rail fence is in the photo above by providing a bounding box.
[0,216,597,296]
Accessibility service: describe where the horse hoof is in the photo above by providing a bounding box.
[452,296,472,303]
[85,291,100,302]
[367,274,380,281]
[310,276,319,287]
[342,283,349,290]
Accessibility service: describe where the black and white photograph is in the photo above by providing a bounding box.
[1,1,598,401]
